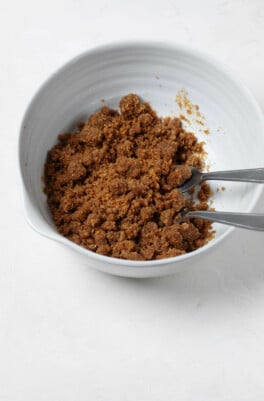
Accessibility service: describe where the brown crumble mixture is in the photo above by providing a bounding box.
[44,94,213,261]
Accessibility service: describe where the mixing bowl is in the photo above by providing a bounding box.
[19,41,264,278]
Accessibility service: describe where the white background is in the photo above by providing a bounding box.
[1,0,264,400]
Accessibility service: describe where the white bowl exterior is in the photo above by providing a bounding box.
[19,41,264,277]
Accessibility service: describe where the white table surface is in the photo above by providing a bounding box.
[1,0,264,400]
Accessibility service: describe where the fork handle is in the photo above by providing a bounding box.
[201,168,264,183]
[184,210,264,231]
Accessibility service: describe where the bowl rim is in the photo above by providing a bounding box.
[18,39,264,268]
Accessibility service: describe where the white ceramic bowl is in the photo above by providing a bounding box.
[19,41,264,278]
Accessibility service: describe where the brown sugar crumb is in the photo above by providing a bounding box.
[176,88,210,135]
[44,94,213,261]
[197,183,212,202]
[179,114,190,124]
[176,89,205,120]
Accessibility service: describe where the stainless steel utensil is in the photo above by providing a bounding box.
[180,209,264,231]
[179,167,264,192]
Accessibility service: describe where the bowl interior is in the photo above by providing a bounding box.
[19,42,264,265]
